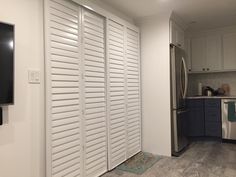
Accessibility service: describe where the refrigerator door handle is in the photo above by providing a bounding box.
[180,59,184,98]
[182,57,188,99]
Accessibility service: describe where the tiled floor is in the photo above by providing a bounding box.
[102,141,236,177]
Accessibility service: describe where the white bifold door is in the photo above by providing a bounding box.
[45,0,107,176]
[107,20,141,170]
[45,0,141,176]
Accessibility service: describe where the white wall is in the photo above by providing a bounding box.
[137,13,172,156]
[73,0,134,23]
[89,0,134,23]
[0,0,44,177]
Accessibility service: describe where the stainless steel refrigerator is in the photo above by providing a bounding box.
[170,45,189,155]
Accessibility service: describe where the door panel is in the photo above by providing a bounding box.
[126,28,141,158]
[45,0,83,177]
[191,37,206,72]
[107,19,127,170]
[82,9,107,177]
[223,33,236,70]
[206,35,222,71]
[187,99,205,137]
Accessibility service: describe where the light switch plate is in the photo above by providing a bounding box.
[28,70,40,84]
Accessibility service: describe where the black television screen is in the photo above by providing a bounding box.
[0,22,14,105]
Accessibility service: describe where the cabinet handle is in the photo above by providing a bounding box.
[203,68,205,71]
[207,68,210,71]
[189,69,191,72]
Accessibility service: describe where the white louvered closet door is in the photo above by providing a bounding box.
[81,9,107,177]
[107,19,127,170]
[126,28,141,158]
[45,0,83,177]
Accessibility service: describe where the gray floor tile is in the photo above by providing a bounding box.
[102,142,236,177]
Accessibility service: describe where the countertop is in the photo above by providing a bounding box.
[187,96,236,99]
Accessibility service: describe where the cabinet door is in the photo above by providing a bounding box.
[204,99,222,138]
[223,33,236,71]
[170,21,185,49]
[206,35,222,72]
[191,37,206,72]
[170,21,177,45]
[188,108,205,136]
[176,25,185,49]
[82,9,108,177]
[187,99,205,137]
[185,38,192,72]
[205,122,222,137]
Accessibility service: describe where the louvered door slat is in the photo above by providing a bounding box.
[107,19,127,170]
[82,9,107,177]
[126,28,141,158]
[46,0,82,177]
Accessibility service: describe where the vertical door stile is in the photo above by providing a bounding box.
[44,0,52,176]
[80,7,86,177]
[105,18,111,171]
[137,30,142,152]
[124,26,128,161]
[104,17,108,176]
[78,6,85,177]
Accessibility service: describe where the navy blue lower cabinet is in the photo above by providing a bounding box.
[204,108,221,122]
[205,122,222,137]
[187,99,205,137]
[187,98,222,138]
[204,99,222,137]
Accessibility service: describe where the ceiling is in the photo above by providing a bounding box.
[95,0,236,31]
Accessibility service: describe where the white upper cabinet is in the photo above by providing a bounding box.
[187,26,236,73]
[170,21,185,49]
[223,33,236,71]
[206,35,222,72]
[170,21,176,45]
[191,35,222,72]
[191,37,206,72]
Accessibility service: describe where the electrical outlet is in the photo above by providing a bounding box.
[28,70,40,84]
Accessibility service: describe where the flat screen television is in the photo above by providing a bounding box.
[0,22,14,105]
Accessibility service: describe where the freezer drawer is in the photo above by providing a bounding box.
[222,99,236,140]
[172,109,189,154]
